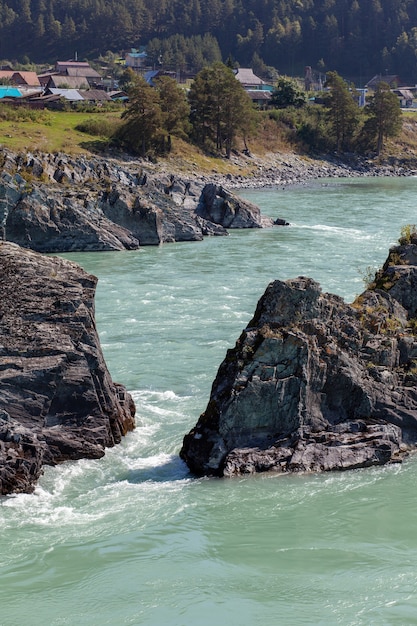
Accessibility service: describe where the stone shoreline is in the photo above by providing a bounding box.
[153,150,417,190]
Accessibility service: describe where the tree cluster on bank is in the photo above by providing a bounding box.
[2,0,417,82]
[290,72,402,156]
[113,65,402,159]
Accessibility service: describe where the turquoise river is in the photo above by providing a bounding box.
[2,176,417,626]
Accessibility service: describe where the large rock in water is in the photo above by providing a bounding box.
[180,242,417,476]
[0,242,135,494]
[196,183,275,228]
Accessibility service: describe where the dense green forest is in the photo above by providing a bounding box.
[1,0,417,83]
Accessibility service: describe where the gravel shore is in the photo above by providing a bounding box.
[149,150,417,191]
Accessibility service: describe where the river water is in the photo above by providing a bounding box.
[2,177,417,625]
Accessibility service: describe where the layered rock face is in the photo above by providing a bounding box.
[181,243,417,476]
[0,242,135,495]
[196,183,275,228]
[0,150,277,252]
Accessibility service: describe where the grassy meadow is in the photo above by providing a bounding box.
[1,104,417,171]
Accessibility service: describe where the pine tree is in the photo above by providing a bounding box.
[188,62,255,157]
[117,75,163,156]
[325,71,360,152]
[154,75,191,138]
[364,82,402,155]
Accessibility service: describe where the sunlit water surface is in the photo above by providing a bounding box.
[2,177,417,625]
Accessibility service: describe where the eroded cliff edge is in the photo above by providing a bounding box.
[181,240,417,476]
[0,242,135,495]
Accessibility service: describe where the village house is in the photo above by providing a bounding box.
[365,74,402,89]
[245,89,271,109]
[38,61,103,90]
[125,48,148,70]
[233,67,273,108]
[0,71,41,88]
[233,68,273,91]
[55,61,102,83]
[0,71,42,101]
[45,75,91,90]
[393,88,414,108]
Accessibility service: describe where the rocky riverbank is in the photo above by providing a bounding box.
[0,242,135,495]
[151,148,417,189]
[1,147,415,253]
[0,148,284,252]
[180,238,417,476]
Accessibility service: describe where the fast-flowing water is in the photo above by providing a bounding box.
[2,176,417,626]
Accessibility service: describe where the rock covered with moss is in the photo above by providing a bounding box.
[180,242,417,477]
[0,242,135,494]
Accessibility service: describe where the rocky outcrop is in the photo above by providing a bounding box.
[0,242,135,495]
[0,150,275,252]
[196,183,275,228]
[180,242,417,477]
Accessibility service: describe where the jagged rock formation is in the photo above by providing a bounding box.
[0,150,278,252]
[196,183,275,228]
[0,242,135,495]
[180,241,417,476]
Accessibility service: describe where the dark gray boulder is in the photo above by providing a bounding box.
[5,189,140,252]
[196,183,275,228]
[180,243,417,476]
[0,242,135,494]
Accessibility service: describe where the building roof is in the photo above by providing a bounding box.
[0,86,21,98]
[26,93,61,103]
[394,88,413,100]
[234,68,266,87]
[366,74,401,88]
[66,67,102,79]
[246,90,271,100]
[108,90,129,101]
[37,72,58,86]
[144,70,160,85]
[0,71,40,87]
[126,48,147,59]
[54,61,101,80]
[46,88,85,101]
[47,75,91,89]
[56,61,92,70]
[79,89,111,101]
[144,70,176,86]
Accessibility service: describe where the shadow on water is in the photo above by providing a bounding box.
[125,455,194,484]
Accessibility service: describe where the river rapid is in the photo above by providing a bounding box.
[2,176,417,625]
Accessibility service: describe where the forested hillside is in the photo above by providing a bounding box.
[1,0,417,82]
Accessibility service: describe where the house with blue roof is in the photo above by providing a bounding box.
[125,48,148,70]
